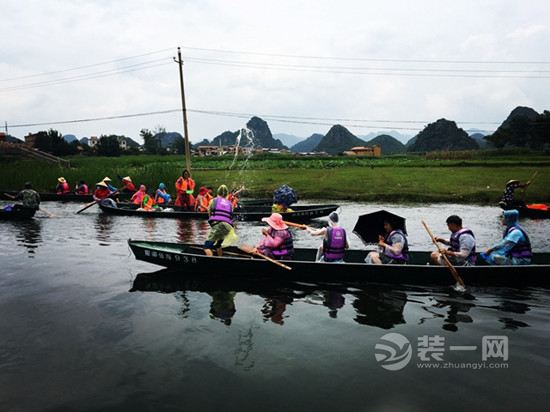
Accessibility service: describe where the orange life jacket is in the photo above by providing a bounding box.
[131,191,145,205]
[175,177,196,194]
[142,195,155,211]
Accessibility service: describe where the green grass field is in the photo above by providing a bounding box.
[0,153,547,203]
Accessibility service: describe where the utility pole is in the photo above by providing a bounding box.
[174,47,192,172]
[4,121,7,135]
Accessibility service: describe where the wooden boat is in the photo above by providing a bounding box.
[500,203,550,219]
[100,203,339,222]
[128,240,550,286]
[0,191,133,203]
[0,207,36,220]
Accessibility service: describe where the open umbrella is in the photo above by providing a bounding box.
[273,184,298,206]
[353,210,407,245]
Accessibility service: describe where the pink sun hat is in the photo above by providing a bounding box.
[262,213,288,230]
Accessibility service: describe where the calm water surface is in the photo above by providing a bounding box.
[1,201,550,411]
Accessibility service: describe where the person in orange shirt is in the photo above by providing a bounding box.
[131,185,147,205]
[175,169,196,210]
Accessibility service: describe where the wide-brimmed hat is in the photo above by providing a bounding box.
[217,185,228,197]
[122,176,132,182]
[262,213,288,230]
[506,179,519,186]
[96,181,108,188]
[58,177,66,183]
[103,176,112,182]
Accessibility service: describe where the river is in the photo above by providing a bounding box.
[1,201,549,411]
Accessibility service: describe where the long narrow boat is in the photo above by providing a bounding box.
[0,191,133,203]
[0,207,37,220]
[128,240,550,286]
[501,204,550,219]
[101,203,339,222]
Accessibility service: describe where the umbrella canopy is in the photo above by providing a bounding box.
[273,184,298,206]
[353,210,407,245]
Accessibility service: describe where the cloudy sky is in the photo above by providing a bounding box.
[1,0,549,143]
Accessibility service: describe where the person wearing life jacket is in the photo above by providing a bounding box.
[55,177,70,195]
[137,189,156,211]
[227,186,245,209]
[272,202,294,213]
[131,185,147,205]
[154,183,171,206]
[195,186,210,212]
[499,179,530,210]
[102,176,118,192]
[481,210,532,265]
[74,180,89,195]
[256,213,294,260]
[175,169,196,210]
[431,215,477,266]
[120,176,136,193]
[307,212,348,263]
[366,220,409,265]
[204,185,234,256]
[93,181,112,202]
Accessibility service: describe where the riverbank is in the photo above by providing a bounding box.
[0,155,547,203]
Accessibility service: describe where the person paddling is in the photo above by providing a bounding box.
[93,181,112,202]
[431,215,476,266]
[307,211,348,263]
[204,185,234,256]
[366,219,409,265]
[255,213,294,260]
[14,182,40,211]
[120,176,136,193]
[499,179,530,210]
[481,210,532,265]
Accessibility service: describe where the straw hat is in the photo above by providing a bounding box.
[103,176,112,182]
[58,177,66,183]
[122,176,132,182]
[262,213,288,230]
[96,181,108,188]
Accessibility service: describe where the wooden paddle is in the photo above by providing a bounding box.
[239,244,292,270]
[522,171,539,196]
[283,220,308,230]
[422,220,465,290]
[76,191,118,214]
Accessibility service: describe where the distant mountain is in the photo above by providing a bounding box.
[63,134,78,143]
[205,117,287,149]
[273,133,303,148]
[358,130,412,144]
[407,119,479,152]
[500,106,539,128]
[365,134,405,155]
[314,125,367,154]
[153,131,183,148]
[405,135,417,148]
[124,137,141,148]
[5,135,23,144]
[470,133,493,149]
[80,137,89,146]
[466,128,492,136]
[290,133,324,152]
[485,106,549,149]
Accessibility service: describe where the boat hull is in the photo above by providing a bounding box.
[128,240,550,287]
[0,207,37,220]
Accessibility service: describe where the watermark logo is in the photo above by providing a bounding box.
[374,333,412,371]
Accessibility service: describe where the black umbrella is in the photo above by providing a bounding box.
[353,210,407,245]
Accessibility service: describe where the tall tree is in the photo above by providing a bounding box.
[97,135,121,157]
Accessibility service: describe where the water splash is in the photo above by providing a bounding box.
[226,127,258,191]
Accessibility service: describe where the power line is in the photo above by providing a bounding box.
[181,45,550,65]
[0,47,175,82]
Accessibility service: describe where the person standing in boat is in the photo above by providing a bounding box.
[366,220,409,264]
[74,180,89,195]
[204,185,234,256]
[55,177,70,195]
[481,210,532,265]
[499,179,530,210]
[431,215,477,266]
[175,169,196,210]
[15,182,41,211]
[307,212,348,262]
[255,213,294,260]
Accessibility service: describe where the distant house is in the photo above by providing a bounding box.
[89,136,99,148]
[197,145,254,156]
[343,145,381,157]
[117,136,128,150]
[25,133,39,147]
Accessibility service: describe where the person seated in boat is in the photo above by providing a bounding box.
[194,186,211,212]
[136,189,157,211]
[431,215,476,266]
[131,185,147,205]
[366,220,409,265]
[154,183,172,206]
[227,186,244,209]
[175,169,196,210]
[102,176,118,192]
[74,180,89,195]
[93,181,112,202]
[55,177,70,195]
[272,202,294,213]
[204,185,234,256]
[481,210,532,265]
[307,212,348,263]
[499,179,530,210]
[15,181,41,211]
[120,176,136,193]
[255,213,294,261]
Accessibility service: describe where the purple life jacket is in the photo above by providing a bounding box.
[269,228,294,257]
[208,197,233,226]
[506,226,532,259]
[450,228,477,264]
[323,227,347,261]
[384,230,409,262]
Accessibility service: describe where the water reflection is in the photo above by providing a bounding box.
[176,219,209,243]
[351,289,406,329]
[94,214,114,244]
[10,219,43,257]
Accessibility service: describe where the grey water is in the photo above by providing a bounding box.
[1,201,550,411]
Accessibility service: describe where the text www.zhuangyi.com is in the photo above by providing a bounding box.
[416,362,509,370]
